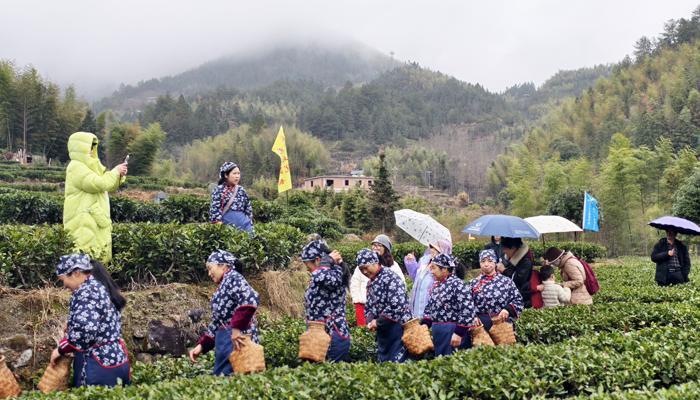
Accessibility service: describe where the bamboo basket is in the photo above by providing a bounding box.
[401,318,434,355]
[470,325,495,347]
[489,318,516,345]
[228,335,265,374]
[37,356,72,393]
[298,321,331,362]
[0,356,21,399]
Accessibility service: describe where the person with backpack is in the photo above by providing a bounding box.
[542,247,593,305]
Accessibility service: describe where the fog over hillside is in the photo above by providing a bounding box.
[2,0,697,99]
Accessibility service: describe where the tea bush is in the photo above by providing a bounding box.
[17,327,700,399]
[0,223,305,287]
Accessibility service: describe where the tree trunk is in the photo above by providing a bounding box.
[6,118,11,152]
[22,96,28,163]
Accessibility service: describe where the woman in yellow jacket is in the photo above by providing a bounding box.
[63,132,127,263]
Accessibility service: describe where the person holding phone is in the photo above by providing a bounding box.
[651,229,691,286]
[63,132,127,263]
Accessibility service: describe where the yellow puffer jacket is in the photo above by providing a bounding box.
[63,132,124,262]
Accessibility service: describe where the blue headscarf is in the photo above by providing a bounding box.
[301,240,328,262]
[219,162,239,179]
[56,254,92,276]
[479,249,497,262]
[207,250,238,268]
[355,248,379,267]
[432,253,456,269]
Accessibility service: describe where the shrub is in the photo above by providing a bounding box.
[16,327,700,399]
[0,191,63,224]
[0,191,347,240]
[0,223,305,288]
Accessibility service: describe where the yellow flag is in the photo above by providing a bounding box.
[272,126,292,193]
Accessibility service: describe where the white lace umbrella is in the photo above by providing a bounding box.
[394,209,452,246]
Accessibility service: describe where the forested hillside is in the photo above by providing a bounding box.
[489,7,700,254]
[94,43,399,113]
[0,33,615,193]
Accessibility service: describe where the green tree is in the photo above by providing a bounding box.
[79,109,97,133]
[547,188,585,225]
[671,166,700,222]
[661,146,699,203]
[341,188,371,230]
[506,146,542,217]
[0,61,14,150]
[127,123,166,175]
[367,152,399,232]
[106,123,139,168]
[598,133,645,254]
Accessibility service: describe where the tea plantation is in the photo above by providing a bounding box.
[14,258,700,399]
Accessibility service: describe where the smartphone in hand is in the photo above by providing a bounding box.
[124,154,130,164]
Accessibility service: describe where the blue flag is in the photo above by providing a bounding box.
[582,192,599,232]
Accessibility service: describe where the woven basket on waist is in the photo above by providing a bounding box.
[298,321,331,362]
[470,325,495,347]
[228,335,266,374]
[401,318,434,356]
[37,356,71,393]
[488,318,516,345]
[0,356,21,399]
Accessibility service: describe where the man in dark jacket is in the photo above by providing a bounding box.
[497,237,533,308]
[651,230,691,286]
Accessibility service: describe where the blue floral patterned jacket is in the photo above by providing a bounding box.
[197,269,260,352]
[209,184,253,223]
[423,274,476,337]
[365,267,412,325]
[58,276,128,367]
[468,273,524,319]
[305,254,350,338]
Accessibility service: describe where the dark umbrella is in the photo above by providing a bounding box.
[648,216,700,236]
[462,214,540,239]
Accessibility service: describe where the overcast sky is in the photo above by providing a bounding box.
[1,0,698,99]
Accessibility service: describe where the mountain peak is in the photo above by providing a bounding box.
[96,41,400,113]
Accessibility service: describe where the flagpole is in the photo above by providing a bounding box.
[582,192,587,242]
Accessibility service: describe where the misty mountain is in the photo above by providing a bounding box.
[132,63,518,148]
[94,42,400,113]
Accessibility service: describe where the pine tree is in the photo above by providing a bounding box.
[79,109,98,133]
[367,151,399,232]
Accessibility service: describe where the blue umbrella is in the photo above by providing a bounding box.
[462,214,540,239]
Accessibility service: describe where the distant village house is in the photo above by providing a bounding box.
[302,171,374,192]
